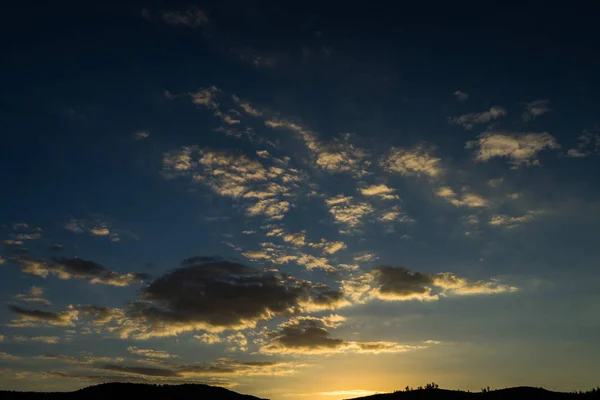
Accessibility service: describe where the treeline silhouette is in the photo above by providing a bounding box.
[1,382,600,400]
[357,382,600,400]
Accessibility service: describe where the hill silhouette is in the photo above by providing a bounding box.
[350,384,600,400]
[0,382,268,400]
[1,383,600,400]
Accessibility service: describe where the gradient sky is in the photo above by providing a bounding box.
[1,2,600,399]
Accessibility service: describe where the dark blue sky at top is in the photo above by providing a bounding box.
[1,0,599,264]
[0,2,600,394]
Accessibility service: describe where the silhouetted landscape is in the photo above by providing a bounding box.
[1,383,600,400]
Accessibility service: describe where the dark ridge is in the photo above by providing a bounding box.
[0,382,268,400]
[350,385,600,400]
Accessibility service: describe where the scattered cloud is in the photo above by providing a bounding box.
[380,144,443,179]
[453,90,469,101]
[325,195,373,233]
[15,257,148,287]
[435,187,488,208]
[342,266,517,303]
[522,99,550,121]
[264,120,370,177]
[466,132,560,167]
[226,332,248,352]
[565,131,600,158]
[13,335,61,344]
[489,210,546,228]
[162,7,208,27]
[359,184,399,200]
[194,333,223,344]
[449,106,506,129]
[309,239,346,255]
[133,130,149,140]
[232,95,262,117]
[282,231,307,247]
[36,353,125,365]
[128,346,175,359]
[190,87,220,109]
[487,178,504,187]
[8,305,78,328]
[0,352,22,361]
[13,286,52,306]
[353,252,378,263]
[258,316,435,355]
[162,147,303,221]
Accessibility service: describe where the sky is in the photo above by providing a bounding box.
[1,1,600,399]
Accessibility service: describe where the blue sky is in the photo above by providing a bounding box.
[1,1,600,399]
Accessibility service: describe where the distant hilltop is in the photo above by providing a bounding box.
[1,382,599,400]
[0,382,268,400]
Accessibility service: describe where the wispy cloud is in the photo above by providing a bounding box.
[162,7,208,28]
[449,106,506,129]
[380,144,443,179]
[522,99,550,121]
[466,132,560,167]
[453,90,469,101]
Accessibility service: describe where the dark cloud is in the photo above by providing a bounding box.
[14,257,148,287]
[100,364,179,377]
[8,305,78,327]
[372,266,434,299]
[259,316,427,355]
[127,257,312,336]
[343,266,518,303]
[74,257,346,338]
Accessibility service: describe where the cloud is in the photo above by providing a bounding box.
[380,144,443,178]
[522,99,550,121]
[13,335,60,344]
[325,195,373,233]
[97,358,302,379]
[488,210,546,228]
[15,257,148,287]
[453,90,469,101]
[36,354,125,365]
[435,187,489,208]
[449,106,506,129]
[63,219,86,233]
[190,87,220,109]
[0,352,22,361]
[359,184,399,200]
[466,132,560,167]
[258,316,434,355]
[232,95,262,117]
[128,346,175,359]
[8,305,78,328]
[342,266,517,303]
[194,333,223,344]
[226,332,248,352]
[308,239,346,255]
[282,231,306,247]
[162,7,208,27]
[13,286,52,306]
[565,131,600,158]
[353,252,378,263]
[88,257,344,338]
[487,178,504,187]
[133,130,149,140]
[89,227,110,236]
[264,120,370,177]
[162,147,303,221]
